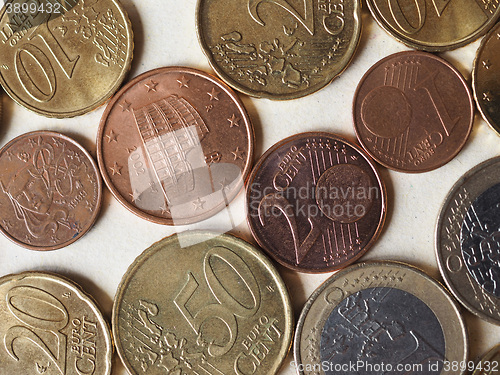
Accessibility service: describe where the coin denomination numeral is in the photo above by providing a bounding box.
[387,0,426,35]
[259,193,321,264]
[248,0,315,35]
[4,285,69,374]
[15,14,80,102]
[174,246,261,357]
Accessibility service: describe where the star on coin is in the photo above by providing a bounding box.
[220,177,231,190]
[106,130,118,143]
[145,80,158,92]
[109,161,122,175]
[483,91,493,102]
[227,114,240,128]
[129,190,141,203]
[231,147,245,160]
[177,76,190,88]
[482,59,492,69]
[193,197,206,210]
[120,100,132,112]
[207,88,220,101]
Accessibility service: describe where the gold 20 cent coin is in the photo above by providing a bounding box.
[0,271,113,375]
[197,0,361,99]
[113,231,293,375]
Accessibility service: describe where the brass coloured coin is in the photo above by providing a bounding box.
[294,261,468,375]
[113,231,293,375]
[473,22,500,136]
[0,271,113,375]
[0,0,133,117]
[436,156,500,325]
[196,0,361,99]
[366,0,500,51]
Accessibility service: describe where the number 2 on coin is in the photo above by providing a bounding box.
[3,285,69,374]
[174,246,261,357]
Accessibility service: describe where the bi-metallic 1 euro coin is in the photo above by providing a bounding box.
[294,261,468,375]
[436,156,500,325]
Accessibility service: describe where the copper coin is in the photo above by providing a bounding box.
[97,67,254,225]
[246,132,386,273]
[353,51,474,173]
[473,22,500,136]
[0,131,102,250]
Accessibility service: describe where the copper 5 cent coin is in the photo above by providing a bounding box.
[436,156,500,325]
[0,131,102,250]
[112,231,293,375]
[247,132,386,273]
[473,22,500,136]
[97,67,254,225]
[0,271,113,375]
[294,261,468,375]
[367,0,500,51]
[0,0,133,118]
[353,51,473,173]
[196,0,361,99]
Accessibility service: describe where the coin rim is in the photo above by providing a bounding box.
[472,22,500,136]
[0,0,134,118]
[96,66,255,225]
[352,50,474,173]
[246,131,387,273]
[0,270,113,375]
[435,156,500,325]
[0,130,103,251]
[293,260,469,375]
[195,0,362,100]
[112,230,294,375]
[366,0,500,52]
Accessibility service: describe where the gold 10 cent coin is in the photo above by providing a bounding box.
[196,0,361,99]
[0,0,133,117]
[367,0,500,51]
[0,271,113,375]
[294,261,468,375]
[113,231,293,375]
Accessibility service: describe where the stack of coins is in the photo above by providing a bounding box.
[1,1,500,374]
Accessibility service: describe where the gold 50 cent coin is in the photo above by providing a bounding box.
[0,271,113,375]
[473,344,500,375]
[112,231,293,375]
[294,261,468,375]
[436,156,500,325]
[0,0,133,117]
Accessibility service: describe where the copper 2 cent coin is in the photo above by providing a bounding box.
[353,51,474,173]
[97,67,254,225]
[246,132,386,273]
[0,131,102,250]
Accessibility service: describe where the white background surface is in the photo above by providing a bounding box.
[1,0,500,374]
